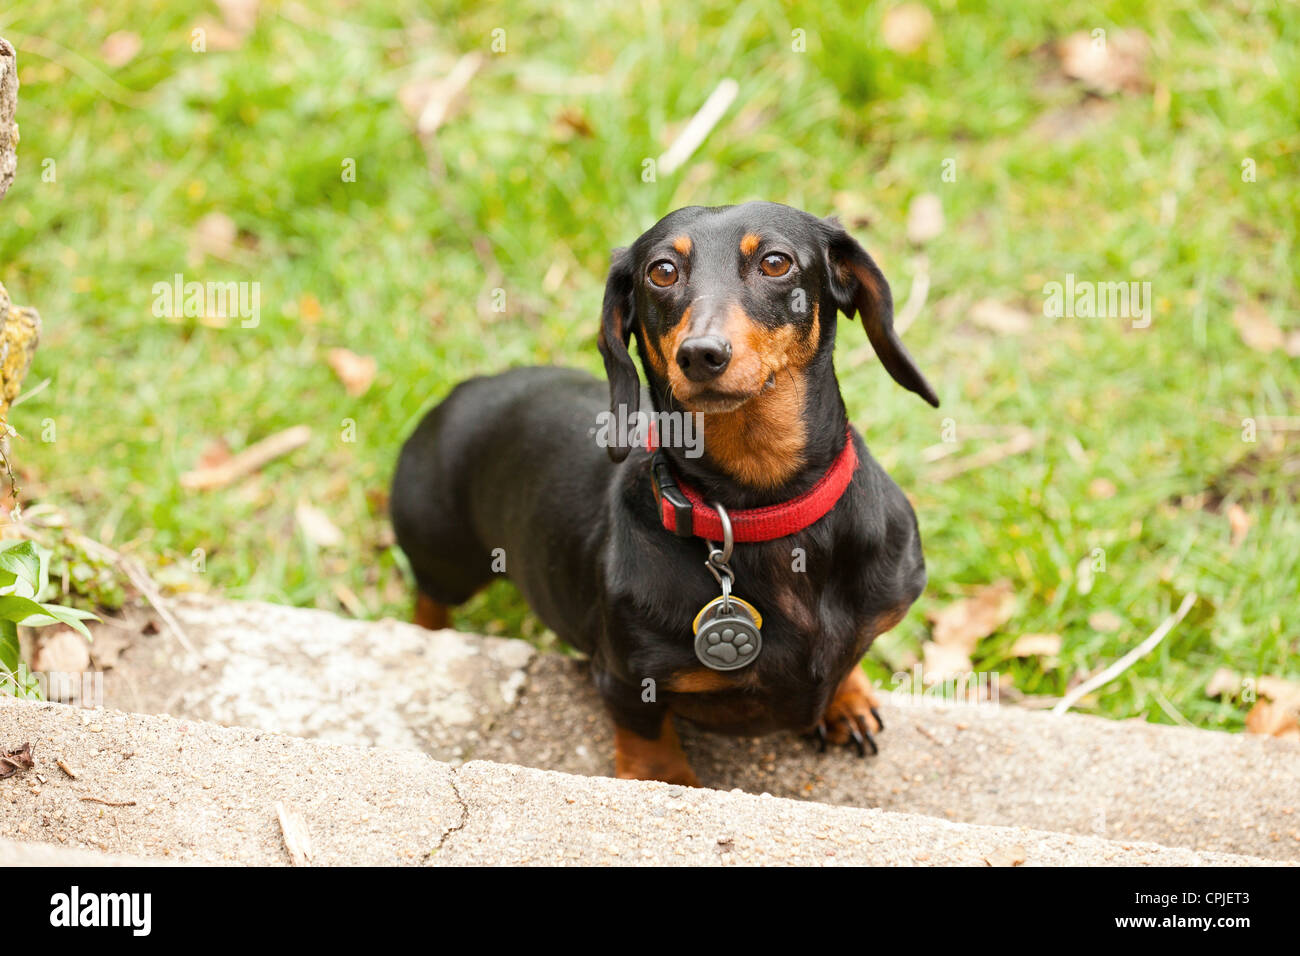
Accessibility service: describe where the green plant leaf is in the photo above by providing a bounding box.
[0,594,94,639]
[0,618,19,677]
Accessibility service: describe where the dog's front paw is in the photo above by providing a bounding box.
[810,666,884,757]
[614,719,702,787]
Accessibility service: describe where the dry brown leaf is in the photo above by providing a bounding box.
[1242,674,1300,739]
[1258,675,1300,706]
[215,0,260,33]
[0,743,34,780]
[882,3,934,54]
[87,631,130,671]
[1226,503,1251,547]
[1205,667,1240,699]
[906,193,944,245]
[1088,478,1117,500]
[1009,633,1062,657]
[922,641,972,681]
[1245,699,1300,740]
[32,629,90,674]
[295,501,343,548]
[192,16,246,52]
[1056,28,1149,96]
[553,106,594,141]
[1088,610,1122,633]
[194,438,233,472]
[327,348,377,397]
[928,580,1016,654]
[101,31,141,67]
[1232,303,1286,352]
[190,211,238,261]
[970,299,1032,335]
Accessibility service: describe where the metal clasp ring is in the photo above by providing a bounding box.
[705,502,735,611]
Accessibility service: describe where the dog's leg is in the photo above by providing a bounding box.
[614,713,701,788]
[413,592,450,630]
[814,665,884,756]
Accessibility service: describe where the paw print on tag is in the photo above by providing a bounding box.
[694,614,761,671]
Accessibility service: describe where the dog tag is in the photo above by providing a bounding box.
[692,595,763,671]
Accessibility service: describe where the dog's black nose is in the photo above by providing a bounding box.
[676,336,732,382]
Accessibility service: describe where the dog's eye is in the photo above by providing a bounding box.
[759,253,792,277]
[648,260,678,287]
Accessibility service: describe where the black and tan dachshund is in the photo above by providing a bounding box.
[391,201,939,786]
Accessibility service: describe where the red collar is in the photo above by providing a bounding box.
[650,428,858,542]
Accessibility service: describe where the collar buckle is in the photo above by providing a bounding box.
[650,451,694,537]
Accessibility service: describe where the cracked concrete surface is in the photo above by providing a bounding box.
[81,597,1300,863]
[0,698,1283,866]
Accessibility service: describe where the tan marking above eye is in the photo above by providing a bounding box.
[672,235,692,255]
[759,252,792,277]
[648,260,678,287]
[739,233,761,256]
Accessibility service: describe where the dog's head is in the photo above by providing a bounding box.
[597,201,939,462]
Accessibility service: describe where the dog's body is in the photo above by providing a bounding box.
[392,202,938,785]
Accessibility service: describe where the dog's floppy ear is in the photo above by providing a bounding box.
[596,246,639,462]
[820,218,939,407]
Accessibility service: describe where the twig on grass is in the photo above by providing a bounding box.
[893,255,930,336]
[658,79,739,175]
[179,424,312,490]
[927,430,1038,483]
[117,556,197,657]
[1051,592,1198,715]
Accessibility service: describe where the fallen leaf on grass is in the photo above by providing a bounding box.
[1088,478,1117,500]
[970,299,1032,335]
[882,3,934,54]
[327,348,377,397]
[0,742,33,780]
[1258,676,1300,705]
[295,502,343,548]
[923,581,1017,679]
[1232,303,1287,353]
[1213,671,1300,739]
[194,438,232,472]
[1055,29,1149,96]
[190,211,238,262]
[192,17,246,52]
[928,581,1017,652]
[1245,700,1299,740]
[905,193,944,245]
[1226,502,1251,547]
[1088,610,1122,633]
[101,31,141,67]
[1205,667,1242,699]
[215,0,260,34]
[553,106,594,141]
[922,641,974,681]
[1009,633,1062,657]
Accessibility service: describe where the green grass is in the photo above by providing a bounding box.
[0,0,1296,730]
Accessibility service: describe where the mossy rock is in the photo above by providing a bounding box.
[0,282,40,420]
[0,37,17,200]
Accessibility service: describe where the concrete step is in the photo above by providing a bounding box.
[47,596,1300,862]
[0,697,1279,866]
